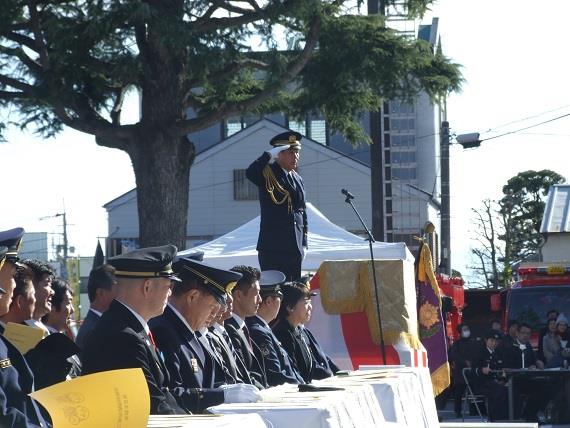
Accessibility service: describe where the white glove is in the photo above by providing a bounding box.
[266,145,290,159]
[219,383,262,403]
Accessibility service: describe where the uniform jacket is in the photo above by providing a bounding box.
[472,346,505,383]
[208,326,251,384]
[224,316,267,388]
[300,326,339,380]
[246,152,308,255]
[82,300,185,415]
[0,335,49,428]
[75,309,101,350]
[272,318,313,383]
[149,305,224,413]
[246,315,304,386]
[501,340,538,369]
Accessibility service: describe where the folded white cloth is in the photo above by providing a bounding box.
[219,383,262,403]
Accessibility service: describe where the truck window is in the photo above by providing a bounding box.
[508,286,570,332]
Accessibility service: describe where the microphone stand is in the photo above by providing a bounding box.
[342,191,387,365]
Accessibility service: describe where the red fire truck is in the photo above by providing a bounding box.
[437,273,466,344]
[491,263,570,347]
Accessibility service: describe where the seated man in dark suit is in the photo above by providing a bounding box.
[0,228,50,428]
[150,257,260,412]
[75,264,117,349]
[226,265,267,389]
[297,275,339,380]
[82,245,187,415]
[246,270,304,386]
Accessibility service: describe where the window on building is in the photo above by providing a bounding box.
[233,169,259,200]
[389,101,414,115]
[391,151,416,164]
[288,118,307,135]
[309,119,327,145]
[392,167,417,180]
[390,118,415,131]
[226,116,242,137]
[391,134,415,147]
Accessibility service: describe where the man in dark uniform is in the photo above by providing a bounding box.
[297,275,340,380]
[226,265,267,389]
[75,264,117,350]
[246,131,308,281]
[149,257,260,413]
[82,245,187,415]
[470,329,507,421]
[247,270,304,386]
[0,229,50,428]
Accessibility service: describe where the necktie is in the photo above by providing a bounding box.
[148,330,158,351]
[242,325,253,348]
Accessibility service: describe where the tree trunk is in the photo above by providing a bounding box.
[129,128,194,250]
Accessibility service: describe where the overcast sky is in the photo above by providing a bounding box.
[1,0,569,284]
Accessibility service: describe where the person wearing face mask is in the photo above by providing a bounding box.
[449,323,480,418]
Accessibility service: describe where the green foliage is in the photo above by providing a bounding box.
[499,170,566,265]
[0,0,462,144]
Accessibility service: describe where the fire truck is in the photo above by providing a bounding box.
[490,263,570,347]
[437,273,466,344]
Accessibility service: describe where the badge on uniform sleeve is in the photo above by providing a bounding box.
[260,344,270,357]
[191,358,199,373]
[0,358,12,369]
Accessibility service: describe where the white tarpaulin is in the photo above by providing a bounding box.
[179,203,414,270]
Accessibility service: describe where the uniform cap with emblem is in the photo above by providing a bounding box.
[0,227,25,264]
[107,244,180,282]
[259,270,286,297]
[270,131,302,150]
[174,257,242,305]
[484,329,502,340]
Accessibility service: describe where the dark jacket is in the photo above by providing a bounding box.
[501,340,538,369]
[208,326,252,385]
[0,335,49,428]
[472,346,505,383]
[82,300,186,415]
[149,305,224,413]
[246,152,308,255]
[272,318,313,383]
[246,315,304,386]
[75,309,101,350]
[300,326,339,380]
[224,316,267,389]
[449,337,481,383]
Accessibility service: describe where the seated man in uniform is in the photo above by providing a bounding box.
[297,275,340,380]
[0,264,36,331]
[150,257,260,413]
[0,228,50,428]
[471,329,507,421]
[82,245,187,415]
[226,265,267,389]
[246,270,304,386]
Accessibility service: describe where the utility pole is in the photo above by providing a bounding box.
[440,120,451,276]
[369,0,386,242]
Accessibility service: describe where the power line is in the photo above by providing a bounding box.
[482,113,570,143]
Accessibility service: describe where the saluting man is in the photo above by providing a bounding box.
[246,131,308,281]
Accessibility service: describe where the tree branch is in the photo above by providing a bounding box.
[0,90,31,99]
[1,31,39,52]
[27,0,50,69]
[176,14,321,135]
[0,75,34,93]
[0,45,42,74]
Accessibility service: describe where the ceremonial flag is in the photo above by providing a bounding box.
[415,239,450,395]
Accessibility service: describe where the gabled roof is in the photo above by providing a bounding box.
[541,184,570,234]
[103,119,371,211]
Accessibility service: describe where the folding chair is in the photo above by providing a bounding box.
[461,367,488,422]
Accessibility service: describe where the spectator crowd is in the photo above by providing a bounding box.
[449,312,570,423]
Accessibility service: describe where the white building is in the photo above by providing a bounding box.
[540,184,570,262]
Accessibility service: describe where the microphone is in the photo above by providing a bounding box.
[341,189,354,200]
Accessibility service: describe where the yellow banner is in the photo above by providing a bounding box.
[30,368,149,428]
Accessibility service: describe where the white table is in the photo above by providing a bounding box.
[147,413,270,427]
[208,367,438,428]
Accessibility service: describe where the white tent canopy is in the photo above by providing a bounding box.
[179,203,414,270]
